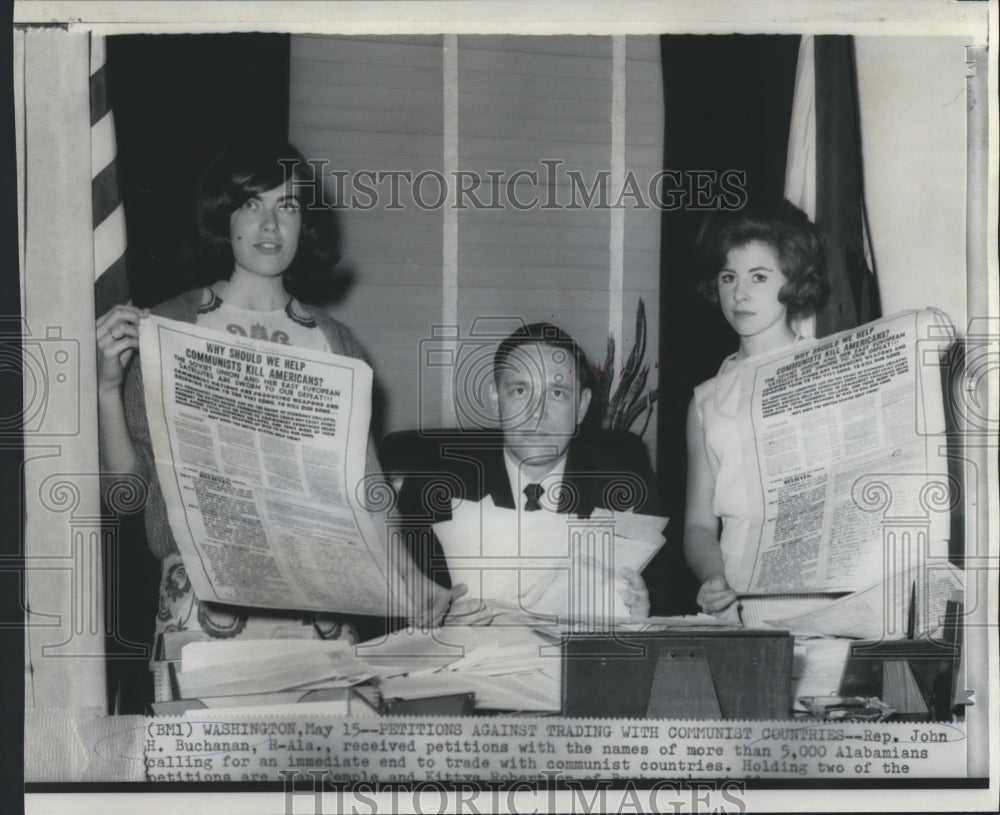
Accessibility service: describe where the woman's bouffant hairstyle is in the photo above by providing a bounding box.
[694,199,828,316]
[195,142,343,304]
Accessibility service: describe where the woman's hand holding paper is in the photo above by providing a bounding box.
[697,574,738,615]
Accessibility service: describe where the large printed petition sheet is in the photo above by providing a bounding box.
[729,308,954,594]
[139,315,392,615]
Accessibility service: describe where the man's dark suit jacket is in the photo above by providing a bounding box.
[383,429,677,602]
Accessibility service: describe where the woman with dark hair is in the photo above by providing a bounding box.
[193,143,345,305]
[97,142,446,645]
[684,200,828,615]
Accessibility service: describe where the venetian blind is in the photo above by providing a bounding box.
[290,34,662,456]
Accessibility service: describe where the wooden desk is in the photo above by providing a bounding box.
[562,629,794,720]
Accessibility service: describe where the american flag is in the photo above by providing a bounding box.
[90,35,130,315]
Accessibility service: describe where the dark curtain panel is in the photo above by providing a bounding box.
[648,35,800,614]
[102,34,290,713]
[106,34,291,309]
[813,35,881,336]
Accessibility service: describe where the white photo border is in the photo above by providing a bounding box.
[14,2,998,814]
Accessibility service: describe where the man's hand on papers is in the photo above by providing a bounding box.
[618,566,650,618]
[404,577,462,629]
[386,537,463,627]
[443,595,498,626]
[697,575,738,614]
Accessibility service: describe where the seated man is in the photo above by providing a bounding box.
[391,322,667,623]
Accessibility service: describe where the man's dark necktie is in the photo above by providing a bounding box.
[523,483,544,512]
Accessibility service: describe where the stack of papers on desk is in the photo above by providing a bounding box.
[738,594,841,629]
[151,637,379,715]
[758,563,964,639]
[356,625,562,711]
[433,498,667,624]
[790,637,854,711]
[175,639,374,699]
[354,615,728,713]
[577,613,735,631]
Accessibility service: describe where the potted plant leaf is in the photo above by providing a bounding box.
[591,298,659,437]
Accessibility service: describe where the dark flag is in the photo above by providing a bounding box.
[785,35,881,336]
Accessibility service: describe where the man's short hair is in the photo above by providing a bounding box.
[492,322,595,393]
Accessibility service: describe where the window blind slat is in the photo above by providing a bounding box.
[459,35,613,59]
[291,34,661,454]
